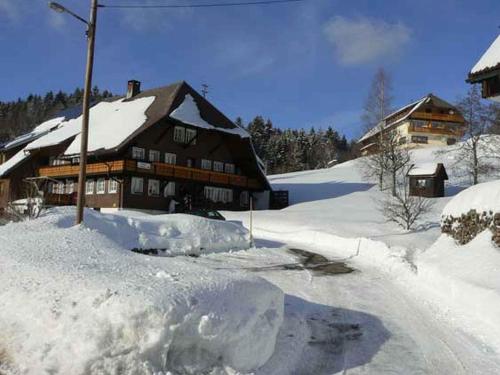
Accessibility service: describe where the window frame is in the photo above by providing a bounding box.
[213,161,224,172]
[131,177,144,195]
[108,179,119,194]
[96,178,106,195]
[164,181,175,197]
[148,179,160,197]
[185,128,197,145]
[201,159,212,170]
[132,146,145,160]
[164,152,177,165]
[149,149,161,162]
[224,163,235,174]
[173,126,186,143]
[85,179,95,195]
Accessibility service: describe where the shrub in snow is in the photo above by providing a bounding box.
[0,208,283,374]
[441,180,500,245]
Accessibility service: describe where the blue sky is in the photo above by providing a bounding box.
[0,0,499,139]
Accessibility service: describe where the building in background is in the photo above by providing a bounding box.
[357,94,466,155]
[467,34,500,102]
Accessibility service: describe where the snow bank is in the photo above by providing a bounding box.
[0,208,283,374]
[442,180,500,218]
[417,232,500,349]
[170,94,249,138]
[53,208,251,255]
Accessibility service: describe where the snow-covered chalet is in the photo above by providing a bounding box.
[357,94,466,155]
[467,34,500,102]
[0,81,271,212]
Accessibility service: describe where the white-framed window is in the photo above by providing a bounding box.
[85,179,94,195]
[185,128,197,145]
[224,163,235,174]
[149,149,160,162]
[148,179,160,196]
[187,158,194,168]
[108,179,118,194]
[132,147,145,160]
[213,161,224,172]
[201,159,212,170]
[174,126,185,143]
[164,181,175,197]
[55,182,64,194]
[240,191,249,207]
[165,152,177,165]
[131,177,143,195]
[65,180,74,194]
[96,178,106,194]
[204,186,233,203]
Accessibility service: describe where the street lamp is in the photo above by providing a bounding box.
[48,1,99,224]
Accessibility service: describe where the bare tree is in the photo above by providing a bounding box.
[360,68,395,191]
[449,85,500,184]
[378,164,434,230]
[361,67,394,131]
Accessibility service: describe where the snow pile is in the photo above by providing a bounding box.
[0,208,283,374]
[417,232,500,349]
[471,34,500,74]
[60,208,252,255]
[170,94,249,138]
[442,180,500,217]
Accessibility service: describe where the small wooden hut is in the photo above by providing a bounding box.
[407,163,448,198]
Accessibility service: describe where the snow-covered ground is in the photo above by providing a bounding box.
[0,208,282,374]
[2,140,499,374]
[221,141,500,372]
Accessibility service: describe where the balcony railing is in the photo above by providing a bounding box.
[411,111,464,123]
[38,160,263,190]
[408,124,464,136]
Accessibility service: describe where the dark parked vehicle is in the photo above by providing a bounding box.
[186,209,226,221]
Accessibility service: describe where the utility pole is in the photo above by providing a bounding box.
[49,1,99,224]
[75,0,98,224]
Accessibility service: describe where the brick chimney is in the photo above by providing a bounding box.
[126,80,141,99]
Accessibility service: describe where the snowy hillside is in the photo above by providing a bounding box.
[0,208,283,374]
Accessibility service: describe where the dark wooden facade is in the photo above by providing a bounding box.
[408,163,448,198]
[0,81,270,212]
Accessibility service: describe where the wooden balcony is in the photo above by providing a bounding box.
[408,124,465,137]
[38,160,264,190]
[411,111,464,123]
[39,160,127,178]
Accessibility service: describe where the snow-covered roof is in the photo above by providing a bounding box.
[64,97,155,155]
[0,148,31,177]
[358,96,428,143]
[408,163,441,176]
[169,94,249,138]
[442,180,500,217]
[470,35,500,76]
[0,117,65,151]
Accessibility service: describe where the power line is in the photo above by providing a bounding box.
[100,0,304,9]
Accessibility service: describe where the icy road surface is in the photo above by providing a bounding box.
[192,242,500,374]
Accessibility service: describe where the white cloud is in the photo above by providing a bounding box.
[323,16,411,65]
